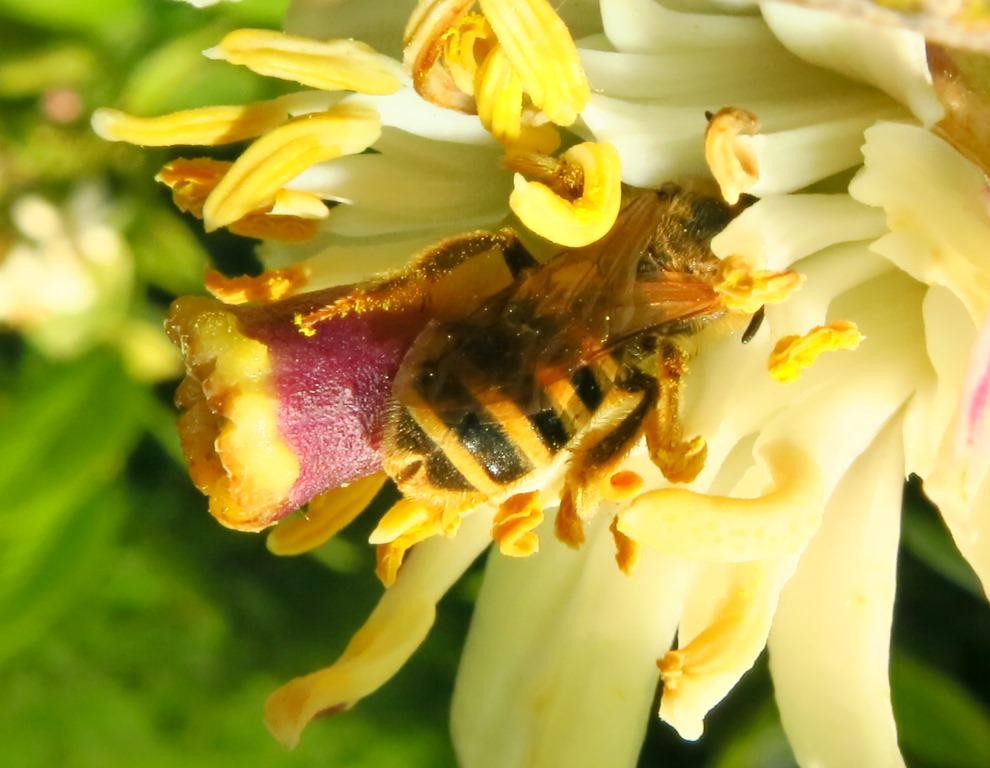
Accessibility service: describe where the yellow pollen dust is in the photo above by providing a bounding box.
[508,141,623,247]
[91,99,290,147]
[266,474,387,556]
[206,266,311,305]
[705,107,760,205]
[768,321,864,383]
[491,491,544,556]
[714,254,803,314]
[205,29,403,95]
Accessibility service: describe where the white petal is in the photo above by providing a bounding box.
[451,512,693,768]
[850,122,990,323]
[601,0,773,54]
[760,1,942,126]
[769,415,906,768]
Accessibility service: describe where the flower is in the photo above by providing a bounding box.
[94,0,990,766]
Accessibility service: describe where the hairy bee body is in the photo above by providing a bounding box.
[381,182,749,516]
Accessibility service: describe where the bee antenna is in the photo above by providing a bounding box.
[741,306,765,344]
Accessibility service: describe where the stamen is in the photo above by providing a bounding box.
[491,491,544,556]
[265,510,492,748]
[657,560,787,740]
[205,266,311,305]
[205,29,403,95]
[705,107,760,205]
[478,0,590,126]
[202,103,381,232]
[266,474,387,556]
[475,44,524,146]
[714,254,804,314]
[369,498,434,545]
[91,100,289,146]
[616,441,825,562]
[442,12,496,96]
[404,0,478,113]
[158,159,328,243]
[768,321,864,383]
[610,516,640,576]
[508,141,623,247]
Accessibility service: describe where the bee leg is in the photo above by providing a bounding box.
[644,339,707,484]
[556,390,653,548]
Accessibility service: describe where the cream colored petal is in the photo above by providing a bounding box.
[265,508,493,747]
[711,194,887,272]
[601,0,775,53]
[660,557,799,740]
[452,512,692,768]
[760,1,942,126]
[849,122,990,323]
[769,415,906,768]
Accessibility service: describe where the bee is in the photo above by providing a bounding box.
[301,181,752,539]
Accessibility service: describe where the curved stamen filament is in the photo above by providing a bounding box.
[705,107,760,205]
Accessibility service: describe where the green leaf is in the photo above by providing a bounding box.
[0,349,146,665]
[902,482,983,597]
[130,205,211,297]
[0,0,144,44]
[892,652,990,768]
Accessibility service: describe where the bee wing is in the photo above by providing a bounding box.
[392,190,723,423]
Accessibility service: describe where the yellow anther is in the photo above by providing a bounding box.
[705,107,760,205]
[404,0,478,113]
[609,516,640,576]
[206,266,311,305]
[478,0,589,127]
[617,441,825,562]
[266,474,387,556]
[714,254,804,314]
[491,491,544,556]
[91,100,291,147]
[442,12,495,96]
[769,321,864,383]
[475,44,524,146]
[205,29,403,95]
[369,498,435,545]
[270,188,331,220]
[156,158,230,217]
[202,103,381,232]
[509,141,623,247]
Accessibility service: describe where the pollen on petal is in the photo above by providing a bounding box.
[202,103,381,232]
[205,29,403,95]
[617,441,825,562]
[491,491,544,556]
[610,515,640,576]
[478,0,590,126]
[705,107,760,205]
[714,254,804,314]
[768,321,864,383]
[91,100,291,147]
[206,265,310,305]
[267,473,387,556]
[509,141,623,247]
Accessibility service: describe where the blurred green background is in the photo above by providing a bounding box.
[1,1,989,766]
